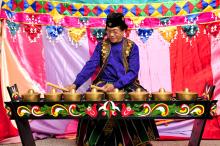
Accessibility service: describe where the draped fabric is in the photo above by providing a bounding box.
[211,33,220,113]
[30,27,91,139]
[169,25,219,138]
[6,25,46,90]
[0,21,19,142]
[202,33,220,139]
[0,72,18,141]
[128,29,194,138]
[0,0,220,144]
[170,25,213,95]
[1,23,46,102]
[42,27,91,93]
[128,29,172,92]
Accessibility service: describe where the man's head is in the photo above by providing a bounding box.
[106,12,128,43]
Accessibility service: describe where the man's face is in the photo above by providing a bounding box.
[106,26,124,43]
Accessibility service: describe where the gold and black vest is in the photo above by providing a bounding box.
[93,38,141,88]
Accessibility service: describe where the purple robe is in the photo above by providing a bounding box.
[73,38,139,89]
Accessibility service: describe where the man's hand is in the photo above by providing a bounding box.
[102,83,115,92]
[64,84,76,92]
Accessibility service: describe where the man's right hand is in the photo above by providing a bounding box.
[102,83,115,92]
[64,84,76,92]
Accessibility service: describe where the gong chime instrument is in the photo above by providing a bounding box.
[21,82,201,102]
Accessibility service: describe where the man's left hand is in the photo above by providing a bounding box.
[102,83,115,92]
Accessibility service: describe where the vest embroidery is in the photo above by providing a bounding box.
[101,39,133,68]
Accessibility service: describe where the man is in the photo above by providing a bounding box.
[66,12,158,146]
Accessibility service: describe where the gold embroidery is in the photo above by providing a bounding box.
[122,39,133,72]
[103,119,114,136]
[101,40,111,65]
[147,127,156,140]
[101,39,133,66]
[93,38,134,84]
[125,39,133,58]
[118,143,123,146]
[133,135,141,146]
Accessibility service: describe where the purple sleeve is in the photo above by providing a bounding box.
[113,43,140,89]
[73,43,101,88]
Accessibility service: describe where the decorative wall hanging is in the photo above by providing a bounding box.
[182,25,198,38]
[137,28,154,43]
[6,20,20,36]
[158,26,177,42]
[205,22,220,37]
[68,27,86,46]
[91,28,106,42]
[46,25,64,41]
[23,24,41,42]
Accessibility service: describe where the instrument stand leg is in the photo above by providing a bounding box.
[188,119,207,146]
[15,118,36,146]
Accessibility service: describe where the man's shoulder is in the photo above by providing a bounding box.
[99,39,110,47]
[125,38,138,48]
[125,38,133,42]
[126,38,134,44]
